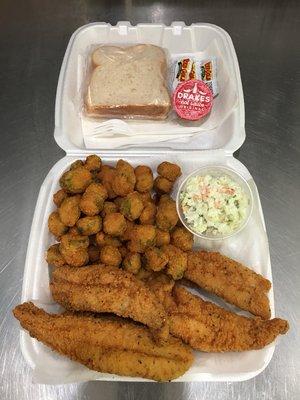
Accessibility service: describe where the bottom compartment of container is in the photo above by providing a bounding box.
[20,150,275,383]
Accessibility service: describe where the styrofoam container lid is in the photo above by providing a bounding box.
[54,22,245,154]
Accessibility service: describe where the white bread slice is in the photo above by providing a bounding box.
[86,45,171,119]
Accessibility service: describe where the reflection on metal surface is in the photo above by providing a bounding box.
[150,3,166,22]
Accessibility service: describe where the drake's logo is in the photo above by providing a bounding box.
[173,80,213,121]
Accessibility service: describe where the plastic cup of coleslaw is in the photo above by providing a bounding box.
[176,166,253,240]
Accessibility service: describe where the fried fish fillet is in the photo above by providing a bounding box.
[140,270,176,310]
[152,283,288,352]
[50,264,169,342]
[185,251,272,319]
[13,302,193,381]
[142,273,288,351]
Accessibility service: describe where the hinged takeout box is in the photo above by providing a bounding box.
[20,22,276,383]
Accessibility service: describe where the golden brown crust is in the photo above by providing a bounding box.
[50,264,168,335]
[162,245,187,280]
[157,162,182,182]
[13,302,193,381]
[185,251,271,319]
[167,286,288,352]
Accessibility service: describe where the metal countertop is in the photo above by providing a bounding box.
[0,1,299,399]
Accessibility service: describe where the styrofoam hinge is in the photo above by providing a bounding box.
[117,21,131,35]
[171,21,185,35]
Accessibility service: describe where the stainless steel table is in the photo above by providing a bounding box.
[0,1,299,399]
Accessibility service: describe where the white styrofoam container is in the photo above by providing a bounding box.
[19,22,278,384]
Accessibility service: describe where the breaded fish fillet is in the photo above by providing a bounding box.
[13,302,193,381]
[50,264,168,341]
[142,274,288,351]
[168,286,288,352]
[140,270,176,310]
[185,251,271,319]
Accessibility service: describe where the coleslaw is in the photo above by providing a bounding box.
[180,174,250,236]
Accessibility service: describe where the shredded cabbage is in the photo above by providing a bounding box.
[180,174,249,235]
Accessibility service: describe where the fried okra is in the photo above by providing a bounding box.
[157,161,182,182]
[50,156,186,273]
[155,196,178,231]
[60,232,89,251]
[139,202,156,225]
[162,244,187,280]
[76,216,102,236]
[123,252,141,274]
[60,166,92,194]
[139,192,153,204]
[119,192,144,221]
[100,245,122,267]
[97,165,117,199]
[113,197,123,209]
[95,232,122,248]
[134,165,154,193]
[59,233,89,267]
[101,201,118,218]
[84,155,102,172]
[135,268,153,282]
[143,247,168,272]
[70,160,84,170]
[154,176,173,194]
[112,160,136,196]
[80,183,108,216]
[170,227,194,252]
[103,213,127,237]
[53,189,68,207]
[127,225,156,253]
[58,195,81,227]
[48,211,68,238]
[88,245,100,263]
[68,226,80,236]
[46,244,66,267]
[156,228,170,247]
[118,246,128,258]
[120,220,136,242]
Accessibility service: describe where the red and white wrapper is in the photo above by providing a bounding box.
[173,80,213,121]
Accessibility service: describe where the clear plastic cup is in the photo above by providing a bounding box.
[176,165,253,240]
